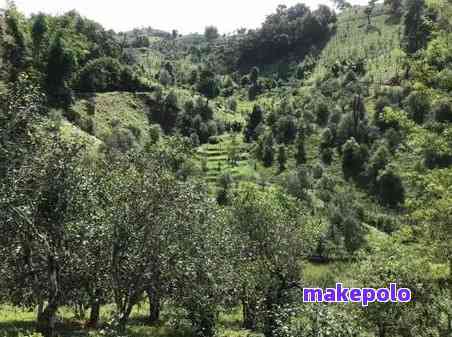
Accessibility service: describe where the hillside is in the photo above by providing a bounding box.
[1,1,451,337]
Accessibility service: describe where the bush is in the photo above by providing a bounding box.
[342,138,368,180]
[227,97,238,112]
[75,57,143,92]
[433,98,452,123]
[434,68,452,91]
[190,133,200,147]
[149,124,162,144]
[321,147,334,165]
[376,167,405,207]
[404,90,430,124]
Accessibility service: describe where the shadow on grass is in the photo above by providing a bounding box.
[0,319,89,337]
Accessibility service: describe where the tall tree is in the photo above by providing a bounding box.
[3,9,28,80]
[403,0,431,54]
[0,140,85,337]
[230,186,305,337]
[244,104,264,143]
[31,13,49,65]
[204,26,219,42]
[45,35,76,108]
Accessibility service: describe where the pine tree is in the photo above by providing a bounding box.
[262,134,275,167]
[403,0,430,54]
[295,135,307,165]
[277,145,287,172]
[244,105,264,143]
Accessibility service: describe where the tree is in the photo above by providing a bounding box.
[403,0,431,54]
[229,186,305,337]
[3,9,28,80]
[433,98,452,123]
[250,66,260,84]
[75,57,142,92]
[0,73,45,178]
[197,69,220,101]
[92,153,232,334]
[45,35,76,107]
[295,134,307,165]
[204,26,219,42]
[365,0,378,26]
[244,105,264,142]
[376,166,405,207]
[262,133,275,167]
[331,0,351,11]
[342,137,368,181]
[342,216,364,254]
[0,140,86,337]
[274,115,298,144]
[159,68,173,86]
[217,172,234,205]
[358,239,439,337]
[31,13,49,65]
[384,0,403,21]
[404,90,431,123]
[366,142,391,186]
[277,145,287,172]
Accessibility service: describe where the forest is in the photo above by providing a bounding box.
[0,0,451,337]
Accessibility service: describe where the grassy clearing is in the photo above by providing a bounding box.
[72,92,150,145]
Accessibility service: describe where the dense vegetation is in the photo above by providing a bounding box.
[0,1,451,337]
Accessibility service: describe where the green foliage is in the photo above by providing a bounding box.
[235,4,336,69]
[376,165,405,207]
[45,35,76,107]
[403,90,430,123]
[433,98,452,123]
[204,26,219,42]
[2,9,28,80]
[244,105,264,143]
[261,133,275,167]
[75,57,143,92]
[403,0,431,54]
[295,135,307,165]
[229,185,305,337]
[0,74,45,177]
[277,145,287,172]
[197,69,220,100]
[342,137,368,180]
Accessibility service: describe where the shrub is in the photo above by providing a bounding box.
[342,138,368,180]
[434,68,452,91]
[75,57,143,92]
[433,98,452,123]
[190,133,200,147]
[404,90,431,124]
[376,166,405,207]
[321,147,334,165]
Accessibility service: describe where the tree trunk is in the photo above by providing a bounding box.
[147,288,161,325]
[378,323,386,337]
[87,289,102,328]
[37,301,44,317]
[242,297,257,330]
[117,307,132,332]
[37,255,59,337]
[37,304,58,337]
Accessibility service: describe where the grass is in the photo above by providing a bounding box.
[0,304,258,337]
[311,7,403,87]
[72,92,151,145]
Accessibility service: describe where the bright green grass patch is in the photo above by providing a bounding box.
[72,92,150,145]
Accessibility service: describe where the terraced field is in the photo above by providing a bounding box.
[197,135,257,189]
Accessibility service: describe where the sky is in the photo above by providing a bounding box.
[11,0,369,34]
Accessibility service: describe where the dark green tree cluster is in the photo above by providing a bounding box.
[235,4,336,69]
